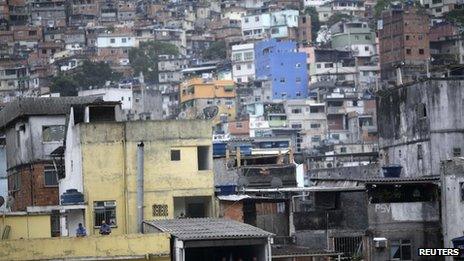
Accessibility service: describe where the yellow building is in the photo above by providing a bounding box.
[180,78,236,126]
[0,212,51,240]
[0,233,170,261]
[62,115,215,236]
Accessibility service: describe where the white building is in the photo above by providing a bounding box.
[78,88,133,110]
[304,0,332,7]
[241,10,299,39]
[96,34,137,48]
[231,43,255,83]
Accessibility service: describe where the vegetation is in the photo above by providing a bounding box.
[327,13,353,27]
[304,7,321,42]
[50,60,121,96]
[129,40,179,83]
[204,41,227,60]
[446,9,464,29]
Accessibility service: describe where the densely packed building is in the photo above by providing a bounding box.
[0,0,463,260]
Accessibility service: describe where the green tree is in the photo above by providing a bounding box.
[50,60,122,96]
[446,9,464,28]
[50,74,79,96]
[327,13,353,27]
[204,41,226,60]
[304,7,321,42]
[129,41,179,83]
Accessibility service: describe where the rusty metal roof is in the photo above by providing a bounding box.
[144,218,274,240]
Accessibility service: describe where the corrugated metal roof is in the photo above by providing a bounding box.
[0,97,103,129]
[365,175,440,184]
[144,218,274,240]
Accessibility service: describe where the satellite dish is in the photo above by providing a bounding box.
[271,177,283,188]
[0,196,4,207]
[294,154,305,164]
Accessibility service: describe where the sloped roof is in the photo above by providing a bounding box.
[144,218,274,240]
[0,97,100,130]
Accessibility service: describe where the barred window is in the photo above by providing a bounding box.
[94,201,116,227]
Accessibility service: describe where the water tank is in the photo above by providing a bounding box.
[61,189,84,205]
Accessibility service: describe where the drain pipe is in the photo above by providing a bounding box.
[137,142,144,233]
[290,192,309,237]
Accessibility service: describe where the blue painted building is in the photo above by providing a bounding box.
[255,39,308,100]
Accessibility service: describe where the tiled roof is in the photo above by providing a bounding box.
[0,97,100,129]
[144,218,274,240]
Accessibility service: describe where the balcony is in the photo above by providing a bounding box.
[269,119,288,128]
[327,106,346,114]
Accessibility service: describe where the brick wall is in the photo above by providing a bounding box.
[8,162,59,211]
[220,201,244,222]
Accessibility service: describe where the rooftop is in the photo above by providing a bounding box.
[143,218,274,241]
[0,97,101,129]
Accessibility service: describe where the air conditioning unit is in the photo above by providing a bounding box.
[374,237,387,248]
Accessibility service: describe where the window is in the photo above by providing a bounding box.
[365,46,369,51]
[296,77,301,84]
[235,65,241,70]
[42,125,65,142]
[244,17,249,23]
[255,16,259,22]
[406,49,411,55]
[296,63,301,68]
[332,134,340,140]
[418,34,423,40]
[390,239,412,260]
[121,38,127,43]
[153,204,168,216]
[280,77,286,83]
[316,64,321,69]
[340,147,347,153]
[171,149,181,161]
[311,135,321,142]
[352,100,358,106]
[310,123,321,129]
[453,148,462,157]
[110,38,115,43]
[406,35,410,40]
[44,165,58,187]
[233,53,242,61]
[296,92,301,97]
[197,146,211,170]
[236,122,243,128]
[417,144,423,160]
[94,201,116,227]
[325,63,334,68]
[247,63,252,69]
[419,49,424,55]
[244,51,253,61]
[292,108,302,114]
[291,124,302,129]
[365,35,371,40]
[417,103,427,118]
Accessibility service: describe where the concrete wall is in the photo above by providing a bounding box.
[74,120,214,235]
[441,158,464,250]
[6,116,65,169]
[0,233,170,261]
[378,79,464,177]
[0,213,51,239]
